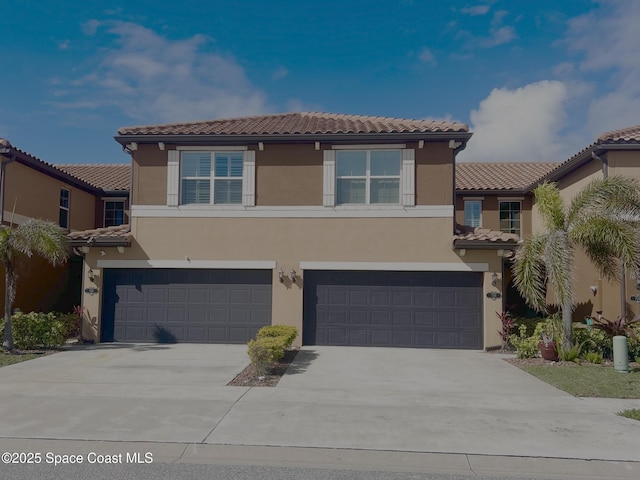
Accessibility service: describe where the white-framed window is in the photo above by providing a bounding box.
[324,146,415,207]
[499,200,522,235]
[335,149,402,205]
[464,199,482,227]
[180,151,243,205]
[104,200,126,227]
[59,188,70,229]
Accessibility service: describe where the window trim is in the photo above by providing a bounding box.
[170,149,254,207]
[59,188,70,229]
[498,199,522,237]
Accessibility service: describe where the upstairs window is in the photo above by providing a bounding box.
[180,152,243,205]
[499,200,522,236]
[336,150,401,205]
[59,188,70,229]
[104,200,125,227]
[464,200,482,227]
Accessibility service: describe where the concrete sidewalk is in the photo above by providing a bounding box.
[0,344,639,472]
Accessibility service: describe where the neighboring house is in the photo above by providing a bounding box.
[532,125,640,322]
[0,138,130,314]
[74,112,519,349]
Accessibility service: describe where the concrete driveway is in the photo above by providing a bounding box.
[0,344,639,461]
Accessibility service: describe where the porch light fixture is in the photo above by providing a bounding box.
[589,285,598,296]
[88,269,95,283]
[491,273,499,288]
[278,269,284,283]
[290,269,297,283]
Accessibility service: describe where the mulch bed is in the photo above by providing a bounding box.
[227,349,299,387]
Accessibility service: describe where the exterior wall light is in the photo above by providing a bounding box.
[278,269,284,283]
[290,269,297,283]
[491,273,499,288]
[88,269,95,282]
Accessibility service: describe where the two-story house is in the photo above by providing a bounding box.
[73,112,523,349]
[0,138,130,314]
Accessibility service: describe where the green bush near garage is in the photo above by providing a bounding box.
[10,312,77,350]
[247,325,298,376]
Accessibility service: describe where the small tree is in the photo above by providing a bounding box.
[1,219,68,351]
[513,177,640,349]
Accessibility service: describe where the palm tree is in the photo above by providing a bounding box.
[1,219,68,351]
[513,176,640,348]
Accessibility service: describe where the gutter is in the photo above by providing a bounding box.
[452,240,520,250]
[114,131,473,147]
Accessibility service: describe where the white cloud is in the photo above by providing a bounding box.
[58,21,269,123]
[272,66,289,80]
[478,26,516,48]
[418,47,436,65]
[563,0,640,136]
[460,5,490,16]
[82,20,101,36]
[58,40,70,50]
[459,80,570,163]
[285,98,324,113]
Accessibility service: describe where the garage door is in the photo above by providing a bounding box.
[101,269,271,343]
[303,271,483,349]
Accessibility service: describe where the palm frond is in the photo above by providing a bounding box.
[567,176,640,225]
[533,181,566,230]
[512,234,548,312]
[8,219,68,266]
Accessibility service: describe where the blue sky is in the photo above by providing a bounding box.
[1,0,638,164]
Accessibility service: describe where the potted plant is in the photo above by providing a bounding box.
[537,316,560,361]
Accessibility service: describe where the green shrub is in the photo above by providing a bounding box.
[510,325,539,359]
[11,312,69,349]
[573,325,611,357]
[247,337,286,376]
[512,317,544,338]
[558,342,582,363]
[256,325,297,347]
[583,351,603,364]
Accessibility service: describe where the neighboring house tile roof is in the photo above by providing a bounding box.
[597,124,640,143]
[117,112,469,136]
[68,224,132,247]
[456,162,559,191]
[56,164,131,191]
[453,224,520,246]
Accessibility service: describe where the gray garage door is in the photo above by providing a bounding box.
[101,269,271,343]
[303,271,483,349]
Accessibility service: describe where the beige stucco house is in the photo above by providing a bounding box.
[0,138,130,314]
[74,112,520,349]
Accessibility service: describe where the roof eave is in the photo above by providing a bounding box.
[68,237,131,247]
[455,188,529,196]
[453,240,520,249]
[114,131,472,146]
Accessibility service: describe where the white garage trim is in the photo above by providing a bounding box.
[299,261,489,272]
[97,260,277,269]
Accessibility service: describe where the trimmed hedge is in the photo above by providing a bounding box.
[10,312,78,350]
[247,325,298,376]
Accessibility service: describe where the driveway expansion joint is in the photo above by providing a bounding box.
[200,386,253,444]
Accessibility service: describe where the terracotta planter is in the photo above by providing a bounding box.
[539,341,559,361]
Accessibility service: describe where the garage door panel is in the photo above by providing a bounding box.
[303,271,482,349]
[101,269,271,344]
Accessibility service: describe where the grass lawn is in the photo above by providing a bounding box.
[521,364,640,398]
[0,352,46,367]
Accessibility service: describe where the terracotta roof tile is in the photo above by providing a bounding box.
[454,224,520,243]
[68,224,132,245]
[456,162,559,191]
[55,164,130,191]
[597,124,640,143]
[118,112,469,136]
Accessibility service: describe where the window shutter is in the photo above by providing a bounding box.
[167,150,180,206]
[242,150,256,206]
[323,150,336,206]
[401,149,415,206]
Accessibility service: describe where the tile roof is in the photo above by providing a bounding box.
[597,124,640,143]
[68,224,132,246]
[117,112,469,136]
[56,164,130,191]
[456,162,559,191]
[453,224,520,244]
